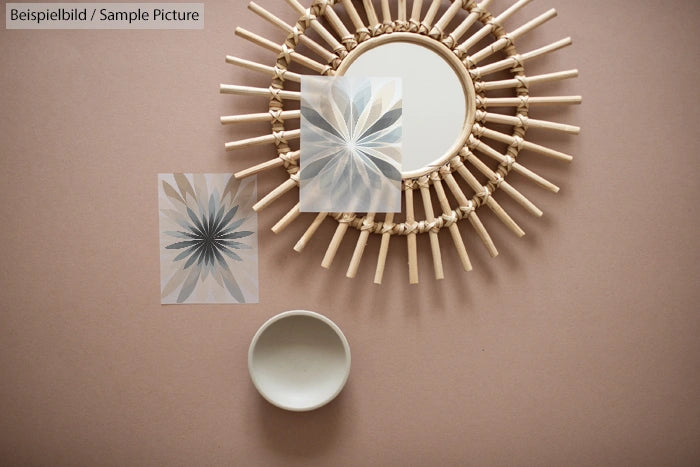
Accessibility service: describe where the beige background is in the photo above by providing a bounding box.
[1,1,699,465]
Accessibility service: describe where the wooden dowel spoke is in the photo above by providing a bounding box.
[283,0,306,14]
[484,195,525,237]
[347,213,375,278]
[363,0,380,27]
[477,110,580,134]
[466,206,498,256]
[419,179,444,280]
[234,151,299,179]
[322,216,351,268]
[444,0,493,46]
[405,188,419,284]
[431,0,464,37]
[478,95,582,107]
[340,0,367,32]
[323,7,354,46]
[236,160,281,179]
[474,124,573,161]
[421,0,442,30]
[464,152,543,217]
[472,37,572,77]
[479,69,578,91]
[431,175,472,271]
[498,181,543,217]
[225,129,300,151]
[294,212,327,252]
[225,55,301,83]
[219,84,300,101]
[469,9,557,65]
[272,203,301,233]
[409,0,423,28]
[248,2,337,64]
[283,0,346,54]
[456,0,531,55]
[220,110,300,125]
[374,213,394,284]
[508,7,557,40]
[468,136,559,192]
[248,2,289,31]
[381,0,392,26]
[235,27,330,74]
[511,163,558,192]
[235,26,280,52]
[520,36,572,60]
[443,173,498,257]
[398,0,407,22]
[454,156,525,237]
[253,178,297,212]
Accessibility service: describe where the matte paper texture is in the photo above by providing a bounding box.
[300,76,402,213]
[159,173,258,304]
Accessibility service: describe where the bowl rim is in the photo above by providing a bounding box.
[248,310,351,412]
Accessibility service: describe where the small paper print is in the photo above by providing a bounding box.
[300,76,402,213]
[159,173,258,304]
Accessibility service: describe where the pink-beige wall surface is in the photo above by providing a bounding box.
[1,1,699,465]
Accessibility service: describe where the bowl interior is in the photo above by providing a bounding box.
[249,312,350,411]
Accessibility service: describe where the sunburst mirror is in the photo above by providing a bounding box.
[220,0,581,284]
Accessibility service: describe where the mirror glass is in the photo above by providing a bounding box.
[341,40,469,177]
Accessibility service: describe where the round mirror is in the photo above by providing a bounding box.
[337,33,475,178]
[222,1,581,283]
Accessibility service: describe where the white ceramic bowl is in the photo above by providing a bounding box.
[248,310,351,411]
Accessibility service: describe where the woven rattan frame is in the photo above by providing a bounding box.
[220,0,581,283]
